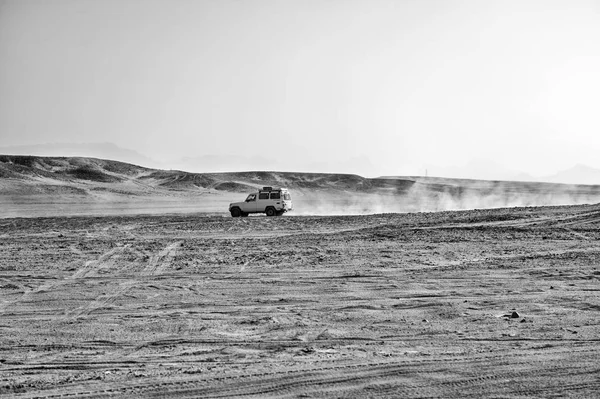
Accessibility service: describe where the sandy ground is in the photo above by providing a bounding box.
[1,205,600,398]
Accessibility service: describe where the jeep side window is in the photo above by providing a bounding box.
[258,192,269,200]
[246,194,256,202]
[270,192,280,200]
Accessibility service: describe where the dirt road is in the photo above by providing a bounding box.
[1,205,599,397]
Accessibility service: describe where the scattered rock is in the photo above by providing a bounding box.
[298,347,315,354]
[501,311,520,319]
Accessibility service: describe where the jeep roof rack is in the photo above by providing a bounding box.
[260,187,289,192]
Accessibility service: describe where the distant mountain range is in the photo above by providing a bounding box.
[1,142,599,185]
[0,143,161,169]
[423,159,600,185]
[543,164,600,185]
[0,154,415,195]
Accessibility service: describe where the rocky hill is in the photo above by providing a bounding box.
[0,155,415,195]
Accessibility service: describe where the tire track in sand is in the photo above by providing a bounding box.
[0,246,129,315]
[16,347,600,398]
[143,241,182,276]
[67,241,182,319]
[70,245,130,279]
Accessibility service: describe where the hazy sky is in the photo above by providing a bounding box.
[1,0,599,177]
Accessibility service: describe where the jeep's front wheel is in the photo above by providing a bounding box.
[265,207,276,217]
[230,208,241,217]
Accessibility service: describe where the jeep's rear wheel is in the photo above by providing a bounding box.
[230,208,241,217]
[265,207,276,217]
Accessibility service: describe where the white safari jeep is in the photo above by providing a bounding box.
[229,187,293,217]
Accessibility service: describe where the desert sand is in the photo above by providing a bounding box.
[1,204,600,397]
[1,156,600,397]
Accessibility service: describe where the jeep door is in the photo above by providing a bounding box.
[243,194,257,212]
[257,191,270,212]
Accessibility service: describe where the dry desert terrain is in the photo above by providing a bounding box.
[1,204,600,398]
[2,155,600,397]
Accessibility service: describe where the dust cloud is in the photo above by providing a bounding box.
[291,183,600,216]
[3,179,600,218]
